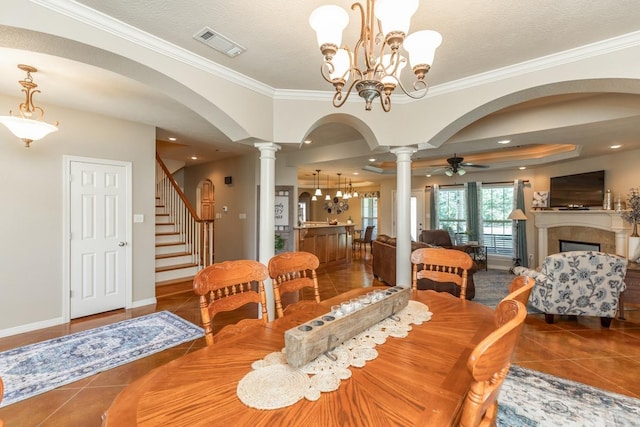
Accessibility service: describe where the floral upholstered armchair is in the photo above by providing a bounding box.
[513,251,627,328]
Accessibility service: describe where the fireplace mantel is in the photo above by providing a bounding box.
[533,210,631,262]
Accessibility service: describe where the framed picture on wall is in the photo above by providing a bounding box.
[532,191,549,209]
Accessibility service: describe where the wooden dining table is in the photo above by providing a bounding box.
[103,288,495,427]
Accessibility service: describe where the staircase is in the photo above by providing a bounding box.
[155,153,214,288]
[155,197,200,285]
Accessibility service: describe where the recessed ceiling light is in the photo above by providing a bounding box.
[426,174,432,177]
[610,144,622,149]
[304,140,312,144]
[368,158,376,162]
[497,139,511,145]
[353,172,359,175]
[519,166,526,170]
[168,137,177,141]
[191,156,198,160]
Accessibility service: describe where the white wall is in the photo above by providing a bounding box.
[183,153,259,261]
[0,95,156,334]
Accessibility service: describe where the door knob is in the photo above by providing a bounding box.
[118,242,127,247]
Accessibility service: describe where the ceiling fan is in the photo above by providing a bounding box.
[441,154,490,176]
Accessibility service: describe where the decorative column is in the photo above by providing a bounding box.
[254,142,281,321]
[391,147,416,288]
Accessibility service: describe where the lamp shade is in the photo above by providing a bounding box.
[0,116,58,143]
[375,0,419,37]
[309,5,349,48]
[329,49,352,81]
[508,209,527,220]
[403,30,443,68]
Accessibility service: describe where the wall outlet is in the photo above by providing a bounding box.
[528,254,534,264]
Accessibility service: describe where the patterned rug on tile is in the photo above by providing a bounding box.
[499,365,640,426]
[0,311,203,407]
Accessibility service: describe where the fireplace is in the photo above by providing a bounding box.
[532,210,631,265]
[559,239,601,252]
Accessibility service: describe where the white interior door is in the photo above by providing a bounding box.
[392,189,425,240]
[69,160,129,318]
[411,189,425,241]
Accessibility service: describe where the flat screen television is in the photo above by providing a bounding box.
[549,170,605,208]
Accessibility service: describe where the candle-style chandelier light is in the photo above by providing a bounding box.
[309,0,442,112]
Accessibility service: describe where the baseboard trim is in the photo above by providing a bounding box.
[130,297,157,308]
[0,316,65,338]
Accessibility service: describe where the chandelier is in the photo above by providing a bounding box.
[309,0,442,112]
[0,64,59,147]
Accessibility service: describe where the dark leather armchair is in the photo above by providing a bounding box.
[419,229,473,253]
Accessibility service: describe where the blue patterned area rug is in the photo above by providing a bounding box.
[500,365,640,426]
[472,269,515,308]
[473,269,540,313]
[0,311,203,407]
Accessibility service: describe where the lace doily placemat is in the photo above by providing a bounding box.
[237,300,432,410]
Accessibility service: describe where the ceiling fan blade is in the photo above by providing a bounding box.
[461,163,490,168]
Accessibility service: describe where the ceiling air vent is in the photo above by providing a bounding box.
[194,27,246,58]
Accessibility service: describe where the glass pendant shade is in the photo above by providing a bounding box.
[309,5,349,47]
[312,194,318,201]
[329,49,352,81]
[458,168,466,176]
[0,116,58,144]
[375,0,419,36]
[404,30,443,68]
[314,188,322,196]
[325,194,331,201]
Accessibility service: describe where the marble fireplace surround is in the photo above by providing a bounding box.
[533,210,631,265]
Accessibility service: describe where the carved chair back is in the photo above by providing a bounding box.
[268,251,321,318]
[193,259,269,346]
[410,247,474,299]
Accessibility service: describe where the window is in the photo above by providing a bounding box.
[436,187,466,241]
[481,185,514,255]
[361,195,378,239]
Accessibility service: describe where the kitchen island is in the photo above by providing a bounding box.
[295,222,355,266]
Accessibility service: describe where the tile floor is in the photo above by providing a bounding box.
[0,251,639,426]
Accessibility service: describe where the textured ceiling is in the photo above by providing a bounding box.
[1,1,640,182]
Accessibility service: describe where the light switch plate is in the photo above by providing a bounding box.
[134,214,144,223]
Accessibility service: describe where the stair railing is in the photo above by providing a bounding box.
[156,153,214,267]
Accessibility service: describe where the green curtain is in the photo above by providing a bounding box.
[465,182,480,243]
[430,184,438,229]
[515,179,528,268]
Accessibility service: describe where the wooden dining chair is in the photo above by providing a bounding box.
[501,275,534,307]
[353,225,375,252]
[193,259,269,346]
[268,251,320,318]
[410,247,474,299]
[459,299,527,427]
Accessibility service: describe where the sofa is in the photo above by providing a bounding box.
[372,234,476,299]
[419,229,474,253]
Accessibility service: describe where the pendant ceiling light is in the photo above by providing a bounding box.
[0,64,59,147]
[325,175,331,201]
[314,169,323,196]
[311,172,318,201]
[335,173,343,198]
[309,0,442,112]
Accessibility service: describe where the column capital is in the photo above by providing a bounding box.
[390,146,417,161]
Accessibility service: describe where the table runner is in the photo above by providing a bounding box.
[237,300,432,410]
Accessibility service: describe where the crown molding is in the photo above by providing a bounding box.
[31,0,276,97]
[32,1,640,105]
